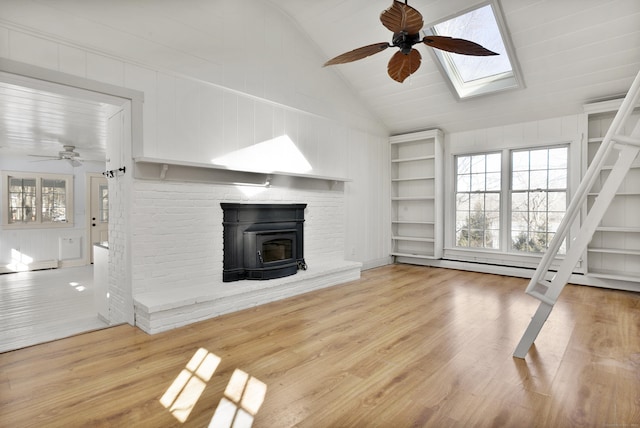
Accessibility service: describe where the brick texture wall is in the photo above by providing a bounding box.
[130,179,345,296]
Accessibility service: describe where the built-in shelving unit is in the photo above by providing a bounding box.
[389,129,444,261]
[584,100,640,284]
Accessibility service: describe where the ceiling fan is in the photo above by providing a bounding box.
[323,0,498,83]
[29,145,83,167]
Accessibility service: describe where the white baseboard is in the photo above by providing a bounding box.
[394,257,640,293]
[0,259,58,274]
[361,256,393,271]
[59,258,87,269]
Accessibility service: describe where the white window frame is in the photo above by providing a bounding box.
[509,145,569,255]
[454,152,502,250]
[445,137,581,270]
[2,171,74,229]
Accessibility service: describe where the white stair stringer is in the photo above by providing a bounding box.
[513,69,640,359]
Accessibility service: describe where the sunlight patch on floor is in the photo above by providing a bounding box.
[7,248,33,272]
[209,369,267,428]
[161,348,267,426]
[160,348,221,423]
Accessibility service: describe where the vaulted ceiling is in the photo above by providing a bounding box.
[272,0,640,134]
[0,0,639,161]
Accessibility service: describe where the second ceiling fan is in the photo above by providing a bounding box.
[29,145,83,167]
[324,0,498,83]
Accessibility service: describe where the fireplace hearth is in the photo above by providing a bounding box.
[221,203,307,282]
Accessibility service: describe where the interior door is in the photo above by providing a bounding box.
[90,175,109,263]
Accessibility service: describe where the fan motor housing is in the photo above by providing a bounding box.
[392,31,420,54]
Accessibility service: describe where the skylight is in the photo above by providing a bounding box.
[425,1,523,99]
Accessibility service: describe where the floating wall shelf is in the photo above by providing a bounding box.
[134,157,351,189]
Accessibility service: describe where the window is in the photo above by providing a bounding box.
[425,1,523,99]
[2,172,73,228]
[455,153,501,249]
[511,147,568,254]
[99,183,109,222]
[454,145,569,256]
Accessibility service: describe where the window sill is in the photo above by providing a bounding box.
[2,222,74,230]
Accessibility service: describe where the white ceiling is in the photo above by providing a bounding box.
[0,0,639,160]
[0,72,121,162]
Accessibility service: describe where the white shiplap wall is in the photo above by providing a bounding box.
[0,0,391,327]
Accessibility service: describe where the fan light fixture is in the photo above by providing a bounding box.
[323,0,498,83]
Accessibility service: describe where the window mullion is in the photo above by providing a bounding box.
[36,178,42,224]
[501,148,510,252]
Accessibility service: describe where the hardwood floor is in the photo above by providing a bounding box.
[0,266,109,353]
[1,264,639,427]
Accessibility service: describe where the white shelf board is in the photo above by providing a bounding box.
[599,164,640,171]
[391,252,437,259]
[391,196,435,201]
[392,236,435,242]
[392,176,435,182]
[588,248,640,256]
[134,156,351,182]
[595,226,640,233]
[392,220,435,225]
[588,192,640,196]
[391,155,435,163]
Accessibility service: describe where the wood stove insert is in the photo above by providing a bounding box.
[221,203,307,282]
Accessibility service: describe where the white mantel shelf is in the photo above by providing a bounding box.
[134,157,351,186]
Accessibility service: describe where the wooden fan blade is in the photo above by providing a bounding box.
[387,48,421,83]
[422,35,498,56]
[380,1,424,35]
[323,42,390,66]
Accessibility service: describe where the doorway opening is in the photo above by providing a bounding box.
[0,58,141,351]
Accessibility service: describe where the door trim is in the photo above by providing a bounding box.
[85,173,104,265]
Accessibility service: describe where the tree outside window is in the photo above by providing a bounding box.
[9,178,37,223]
[41,179,67,222]
[511,147,567,254]
[3,172,73,227]
[456,153,501,249]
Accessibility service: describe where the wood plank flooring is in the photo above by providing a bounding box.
[1,264,639,427]
[0,266,109,353]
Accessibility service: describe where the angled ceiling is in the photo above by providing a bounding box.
[271,0,640,134]
[0,0,638,159]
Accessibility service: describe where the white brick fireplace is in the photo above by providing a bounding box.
[130,177,361,333]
